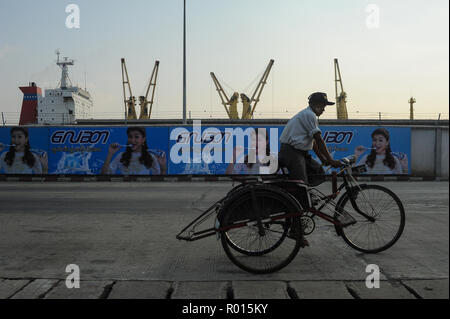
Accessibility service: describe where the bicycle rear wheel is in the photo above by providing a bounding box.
[335,184,405,253]
[219,185,303,274]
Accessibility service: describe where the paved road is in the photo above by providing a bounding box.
[0,181,448,299]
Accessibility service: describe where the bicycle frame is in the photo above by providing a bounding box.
[176,199,223,242]
[303,164,376,226]
[176,161,373,242]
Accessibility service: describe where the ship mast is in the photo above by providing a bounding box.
[56,50,74,89]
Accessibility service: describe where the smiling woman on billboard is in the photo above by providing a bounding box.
[0,127,48,174]
[101,127,166,175]
[354,128,408,175]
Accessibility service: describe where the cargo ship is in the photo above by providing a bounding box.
[19,51,93,125]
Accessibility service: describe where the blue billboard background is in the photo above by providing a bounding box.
[167,125,281,175]
[314,126,411,174]
[48,127,169,175]
[167,125,411,175]
[0,125,411,175]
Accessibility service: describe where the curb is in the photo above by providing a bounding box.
[0,175,447,182]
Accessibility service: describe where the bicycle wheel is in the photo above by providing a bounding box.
[219,184,304,274]
[335,184,405,253]
[221,184,298,257]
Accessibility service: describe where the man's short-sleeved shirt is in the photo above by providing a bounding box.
[279,106,321,151]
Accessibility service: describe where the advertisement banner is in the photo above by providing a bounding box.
[48,126,169,175]
[0,125,411,176]
[0,126,49,174]
[167,125,411,175]
[168,124,280,175]
[318,126,411,175]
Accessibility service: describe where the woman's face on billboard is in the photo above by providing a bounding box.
[11,130,28,152]
[372,134,389,155]
[127,130,146,152]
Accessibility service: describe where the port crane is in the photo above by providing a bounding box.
[211,59,274,119]
[121,58,160,120]
[139,61,160,119]
[240,59,274,119]
[210,72,239,119]
[334,58,349,120]
[121,58,137,120]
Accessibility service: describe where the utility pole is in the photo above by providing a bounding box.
[409,97,416,120]
[183,0,187,124]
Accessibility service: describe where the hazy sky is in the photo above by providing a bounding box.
[0,0,448,120]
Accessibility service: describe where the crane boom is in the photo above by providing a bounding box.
[334,58,348,120]
[121,58,137,120]
[210,72,236,119]
[139,60,160,119]
[211,59,274,120]
[245,59,274,119]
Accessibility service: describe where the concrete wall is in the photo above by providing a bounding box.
[410,126,448,178]
[411,128,437,177]
[441,128,449,178]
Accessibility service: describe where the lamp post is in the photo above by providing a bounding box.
[409,97,416,120]
[183,0,187,124]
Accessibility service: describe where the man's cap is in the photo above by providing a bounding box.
[308,92,335,106]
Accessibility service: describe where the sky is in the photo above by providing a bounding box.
[0,0,448,121]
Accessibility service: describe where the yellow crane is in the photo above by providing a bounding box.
[210,59,274,119]
[210,72,239,119]
[139,61,160,119]
[334,58,349,120]
[121,58,137,120]
[241,59,274,119]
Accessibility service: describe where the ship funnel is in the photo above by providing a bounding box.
[19,84,42,125]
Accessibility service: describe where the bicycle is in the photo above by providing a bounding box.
[176,155,405,274]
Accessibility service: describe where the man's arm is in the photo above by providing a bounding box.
[313,141,328,163]
[313,132,342,168]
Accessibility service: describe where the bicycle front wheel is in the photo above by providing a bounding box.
[219,185,304,274]
[335,184,405,254]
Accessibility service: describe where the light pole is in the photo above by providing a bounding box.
[183,0,187,124]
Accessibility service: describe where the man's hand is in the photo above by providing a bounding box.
[329,159,343,168]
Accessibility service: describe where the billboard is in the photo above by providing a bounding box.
[167,124,280,175]
[0,126,49,174]
[315,126,411,175]
[47,126,169,175]
[0,125,411,175]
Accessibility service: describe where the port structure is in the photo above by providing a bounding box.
[139,61,160,120]
[409,97,416,120]
[121,58,137,120]
[121,58,159,120]
[334,58,349,120]
[210,59,274,120]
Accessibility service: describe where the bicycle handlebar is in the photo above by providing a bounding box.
[323,155,357,174]
[340,155,356,166]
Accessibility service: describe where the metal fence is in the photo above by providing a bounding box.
[1,110,449,126]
